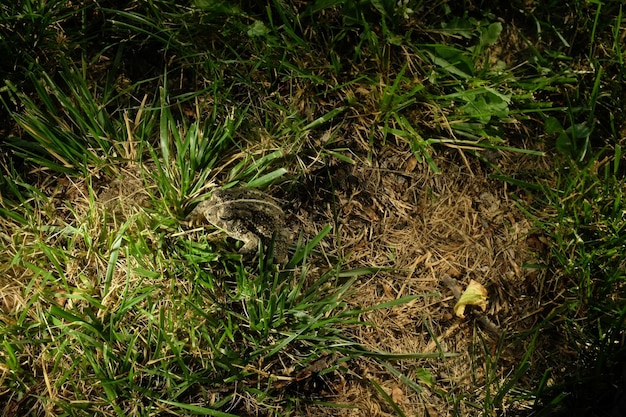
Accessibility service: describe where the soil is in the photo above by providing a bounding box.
[291,145,556,416]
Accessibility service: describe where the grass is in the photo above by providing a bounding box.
[519,145,626,415]
[1,0,625,415]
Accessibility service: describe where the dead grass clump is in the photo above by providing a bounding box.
[297,147,544,415]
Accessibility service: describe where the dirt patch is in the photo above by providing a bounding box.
[296,147,547,415]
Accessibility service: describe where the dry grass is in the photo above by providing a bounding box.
[284,143,553,415]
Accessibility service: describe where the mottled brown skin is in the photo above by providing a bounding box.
[186,188,288,262]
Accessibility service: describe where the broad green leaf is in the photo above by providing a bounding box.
[247,20,270,37]
[480,22,502,46]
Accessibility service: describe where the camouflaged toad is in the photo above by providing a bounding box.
[186,187,288,263]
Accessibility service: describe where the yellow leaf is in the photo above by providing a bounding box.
[453,279,488,318]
